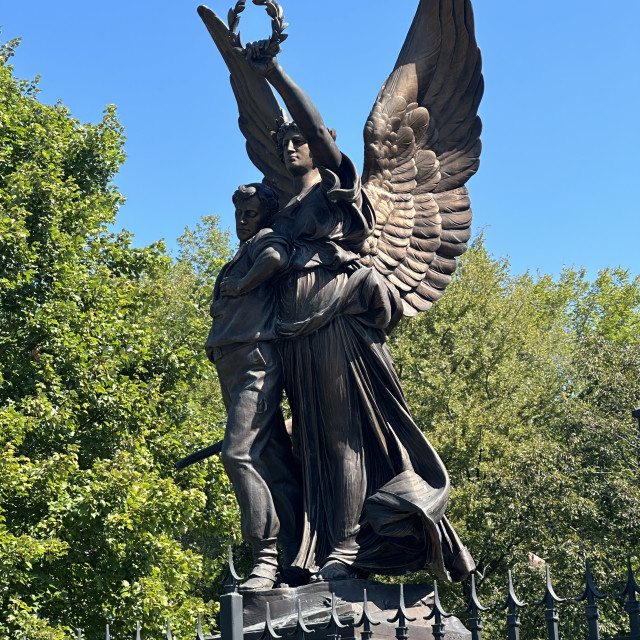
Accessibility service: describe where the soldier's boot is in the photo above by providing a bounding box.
[239,539,278,591]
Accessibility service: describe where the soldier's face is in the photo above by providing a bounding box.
[235,196,267,242]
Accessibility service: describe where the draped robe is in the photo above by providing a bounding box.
[271,155,474,581]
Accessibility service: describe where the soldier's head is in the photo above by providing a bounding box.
[232,183,280,242]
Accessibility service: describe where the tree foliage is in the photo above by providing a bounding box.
[0,39,237,639]
[388,240,640,637]
[2,35,640,640]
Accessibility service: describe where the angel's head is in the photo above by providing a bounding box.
[274,122,311,175]
[232,183,280,243]
[274,120,337,176]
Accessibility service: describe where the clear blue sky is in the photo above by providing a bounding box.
[3,0,639,278]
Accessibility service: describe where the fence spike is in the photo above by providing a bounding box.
[167,616,173,640]
[354,588,380,640]
[617,556,640,598]
[424,581,452,640]
[534,566,564,640]
[106,623,111,640]
[387,583,417,624]
[223,545,244,593]
[197,612,205,640]
[319,592,347,640]
[500,571,527,640]
[258,602,282,640]
[287,598,314,640]
[575,559,607,602]
[505,570,527,609]
[77,629,82,639]
[575,560,606,640]
[534,565,565,608]
[458,574,488,640]
[616,556,640,638]
[387,584,416,640]
[135,621,142,640]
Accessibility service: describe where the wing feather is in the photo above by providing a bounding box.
[361,0,483,317]
[198,5,294,205]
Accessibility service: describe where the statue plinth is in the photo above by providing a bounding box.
[209,580,470,640]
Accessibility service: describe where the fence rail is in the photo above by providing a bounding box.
[217,554,640,640]
[22,555,640,639]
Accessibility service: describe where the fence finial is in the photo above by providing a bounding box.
[319,592,347,640]
[258,602,282,640]
[501,571,526,640]
[135,621,142,640]
[574,562,606,640]
[224,545,244,593]
[535,566,565,608]
[424,581,452,640]
[534,566,565,640]
[166,616,173,640]
[459,573,488,640]
[197,612,206,640]
[617,556,640,637]
[284,598,313,640]
[575,559,607,604]
[355,588,380,639]
[387,584,416,640]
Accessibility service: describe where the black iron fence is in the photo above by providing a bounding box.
[21,556,640,639]
[22,618,208,640]
[217,555,640,640]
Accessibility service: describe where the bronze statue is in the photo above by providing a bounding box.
[199,0,483,587]
[205,183,303,591]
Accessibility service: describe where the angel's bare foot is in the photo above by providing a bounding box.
[313,560,358,582]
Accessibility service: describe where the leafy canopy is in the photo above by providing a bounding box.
[0,37,237,639]
[389,239,640,638]
[2,32,640,640]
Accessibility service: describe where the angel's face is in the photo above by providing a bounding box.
[235,195,267,243]
[282,131,314,174]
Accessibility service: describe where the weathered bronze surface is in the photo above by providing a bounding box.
[199,0,483,589]
[237,580,471,640]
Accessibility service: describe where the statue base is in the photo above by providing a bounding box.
[210,579,470,640]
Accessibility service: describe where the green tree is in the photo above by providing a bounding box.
[388,239,640,638]
[0,39,236,639]
[3,30,640,640]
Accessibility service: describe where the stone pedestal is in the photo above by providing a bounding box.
[210,579,470,640]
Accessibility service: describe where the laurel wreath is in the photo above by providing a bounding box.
[227,0,289,57]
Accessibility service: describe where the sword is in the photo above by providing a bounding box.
[174,440,223,470]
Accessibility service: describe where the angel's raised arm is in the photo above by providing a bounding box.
[247,48,342,172]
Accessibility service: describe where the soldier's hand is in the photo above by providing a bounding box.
[220,276,245,297]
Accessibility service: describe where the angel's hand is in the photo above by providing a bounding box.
[219,276,246,298]
[243,40,279,77]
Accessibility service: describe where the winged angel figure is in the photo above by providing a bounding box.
[198,0,483,584]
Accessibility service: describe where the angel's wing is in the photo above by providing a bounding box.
[360,0,483,316]
[197,5,295,205]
